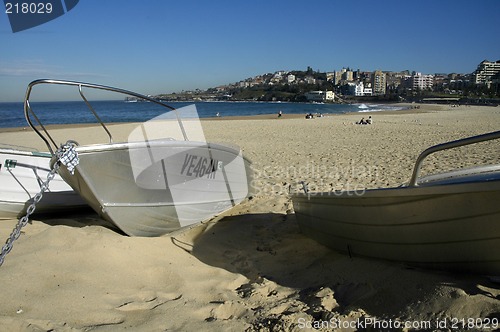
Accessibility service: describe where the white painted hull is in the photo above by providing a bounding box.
[57,139,253,237]
[293,166,500,275]
[0,149,87,218]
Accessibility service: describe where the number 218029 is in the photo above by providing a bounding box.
[5,2,53,14]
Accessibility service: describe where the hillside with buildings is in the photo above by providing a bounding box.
[157,60,500,105]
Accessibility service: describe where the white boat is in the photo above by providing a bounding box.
[292,131,500,275]
[24,79,253,237]
[0,147,87,218]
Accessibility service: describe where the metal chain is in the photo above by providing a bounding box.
[0,141,78,266]
[0,162,60,267]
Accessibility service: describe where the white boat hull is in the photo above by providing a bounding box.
[293,169,500,275]
[56,139,253,237]
[0,149,87,218]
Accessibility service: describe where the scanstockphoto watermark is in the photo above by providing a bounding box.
[297,317,500,330]
[297,317,433,330]
[258,161,380,181]
[249,161,379,196]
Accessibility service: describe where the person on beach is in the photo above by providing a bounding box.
[278,110,282,118]
[356,116,372,125]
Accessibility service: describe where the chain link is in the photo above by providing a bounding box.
[0,145,69,267]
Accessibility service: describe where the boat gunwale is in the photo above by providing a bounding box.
[0,148,51,158]
[292,175,500,199]
[68,139,253,164]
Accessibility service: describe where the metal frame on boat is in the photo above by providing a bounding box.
[292,130,500,275]
[24,79,253,237]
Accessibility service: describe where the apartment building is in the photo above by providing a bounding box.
[334,68,354,84]
[402,72,434,90]
[474,60,500,87]
[372,70,386,95]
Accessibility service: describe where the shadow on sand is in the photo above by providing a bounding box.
[35,209,125,235]
[26,207,500,324]
[186,211,500,322]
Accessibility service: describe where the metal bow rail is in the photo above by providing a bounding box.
[24,79,186,155]
[409,130,500,186]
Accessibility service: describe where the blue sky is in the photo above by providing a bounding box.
[1,0,499,101]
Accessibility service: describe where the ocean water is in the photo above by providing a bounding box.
[0,101,406,129]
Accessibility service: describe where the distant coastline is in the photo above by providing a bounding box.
[155,63,500,106]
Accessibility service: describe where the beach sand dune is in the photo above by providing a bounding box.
[0,104,499,331]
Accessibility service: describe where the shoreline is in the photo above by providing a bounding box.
[2,102,499,132]
[0,103,452,133]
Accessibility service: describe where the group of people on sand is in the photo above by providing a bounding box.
[356,116,373,125]
[276,111,370,122]
[305,112,323,119]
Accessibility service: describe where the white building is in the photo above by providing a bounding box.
[345,82,372,96]
[325,90,335,101]
[404,72,434,90]
[305,90,335,102]
[363,85,373,96]
[287,74,296,83]
[270,72,283,84]
[355,82,364,96]
[474,60,500,87]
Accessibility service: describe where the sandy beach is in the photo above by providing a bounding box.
[1,103,500,331]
